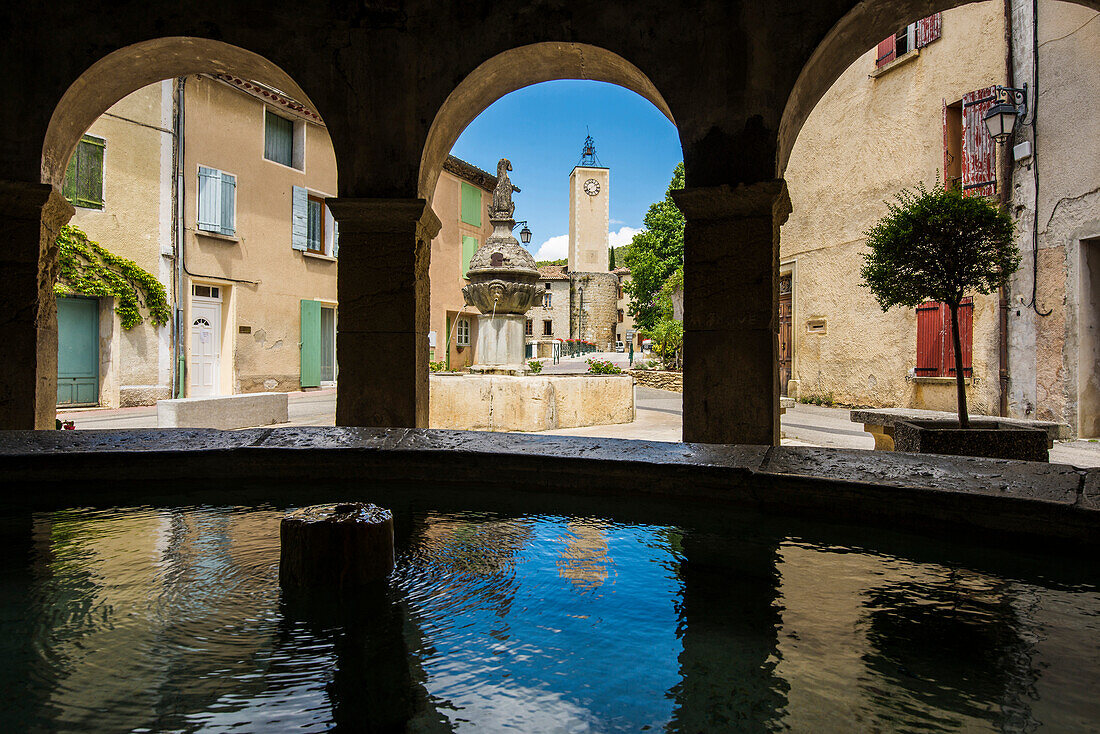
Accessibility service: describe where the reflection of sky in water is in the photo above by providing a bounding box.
[398,516,685,731]
[2,505,1098,732]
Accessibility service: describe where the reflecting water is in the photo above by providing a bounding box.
[0,505,1096,732]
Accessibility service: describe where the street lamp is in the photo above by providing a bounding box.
[983,84,1028,144]
[514,220,532,244]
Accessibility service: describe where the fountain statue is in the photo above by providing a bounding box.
[461,158,541,374]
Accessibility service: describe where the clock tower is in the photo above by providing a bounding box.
[568,135,610,272]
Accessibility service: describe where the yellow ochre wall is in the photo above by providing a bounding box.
[781,2,1005,413]
[182,74,338,395]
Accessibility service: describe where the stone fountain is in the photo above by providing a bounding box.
[461,158,541,375]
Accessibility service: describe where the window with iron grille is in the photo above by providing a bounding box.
[63,135,105,209]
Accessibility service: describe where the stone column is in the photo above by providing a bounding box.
[327,198,440,428]
[672,181,790,445]
[0,182,74,429]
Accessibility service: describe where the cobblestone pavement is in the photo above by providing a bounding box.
[57,380,1100,468]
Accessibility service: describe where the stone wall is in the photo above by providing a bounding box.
[630,369,683,392]
[429,373,634,431]
[570,272,619,349]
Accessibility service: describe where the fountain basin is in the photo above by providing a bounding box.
[429,373,634,431]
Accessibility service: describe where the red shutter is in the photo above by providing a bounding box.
[916,13,942,48]
[943,298,974,377]
[916,302,944,376]
[876,36,897,67]
[943,99,950,187]
[962,87,997,197]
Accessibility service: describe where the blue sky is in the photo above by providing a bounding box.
[449,80,682,261]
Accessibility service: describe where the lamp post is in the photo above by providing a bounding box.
[513,221,532,244]
[983,84,1028,144]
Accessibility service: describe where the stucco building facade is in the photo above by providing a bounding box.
[780,0,1099,436]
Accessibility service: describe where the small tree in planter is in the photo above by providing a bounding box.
[861,183,1019,428]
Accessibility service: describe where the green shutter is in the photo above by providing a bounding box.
[300,299,322,387]
[462,235,478,278]
[63,135,104,209]
[460,182,481,227]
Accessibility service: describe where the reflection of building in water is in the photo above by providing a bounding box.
[773,544,1045,731]
[556,521,612,591]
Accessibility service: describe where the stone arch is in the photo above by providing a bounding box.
[42,37,327,188]
[777,0,1100,177]
[417,42,677,202]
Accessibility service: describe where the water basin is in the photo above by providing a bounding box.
[0,498,1096,731]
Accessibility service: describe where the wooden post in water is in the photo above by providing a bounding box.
[279,503,394,589]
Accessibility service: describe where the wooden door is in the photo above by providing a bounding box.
[778,275,792,396]
[57,296,99,406]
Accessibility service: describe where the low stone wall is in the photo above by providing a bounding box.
[430,374,634,432]
[157,392,289,429]
[630,369,683,392]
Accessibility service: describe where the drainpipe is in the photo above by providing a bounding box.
[998,0,1014,417]
[174,76,186,398]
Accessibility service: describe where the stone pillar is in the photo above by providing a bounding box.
[0,182,74,429]
[327,198,441,428]
[672,181,790,445]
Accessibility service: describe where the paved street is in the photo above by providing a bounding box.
[58,357,1100,468]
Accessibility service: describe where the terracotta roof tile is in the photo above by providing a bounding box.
[538,265,570,280]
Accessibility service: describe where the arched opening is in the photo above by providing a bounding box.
[416,46,685,439]
[775,0,1100,453]
[41,38,343,419]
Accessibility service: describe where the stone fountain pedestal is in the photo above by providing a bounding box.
[470,314,528,375]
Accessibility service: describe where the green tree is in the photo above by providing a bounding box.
[55,224,171,330]
[645,318,683,371]
[623,162,685,331]
[608,245,616,270]
[861,183,1018,428]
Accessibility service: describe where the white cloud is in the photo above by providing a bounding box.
[531,226,642,262]
[531,234,569,261]
[609,226,642,248]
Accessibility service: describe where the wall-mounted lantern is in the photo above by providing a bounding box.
[514,220,532,244]
[983,84,1028,144]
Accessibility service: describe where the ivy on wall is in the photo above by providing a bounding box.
[54,224,171,330]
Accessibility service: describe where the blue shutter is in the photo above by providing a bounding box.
[291,185,308,251]
[219,171,236,236]
[197,166,220,232]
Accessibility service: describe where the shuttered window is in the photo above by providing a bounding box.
[291,187,338,256]
[197,166,236,236]
[62,135,105,209]
[525,319,533,336]
[961,87,998,197]
[875,13,941,68]
[462,235,479,277]
[916,299,973,377]
[265,111,295,167]
[460,183,481,226]
[307,196,324,252]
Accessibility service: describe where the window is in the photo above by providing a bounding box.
[63,134,105,209]
[916,299,973,377]
[264,110,300,168]
[307,195,325,252]
[617,309,624,323]
[197,166,236,236]
[462,235,479,277]
[191,284,220,299]
[460,183,482,227]
[543,320,553,336]
[525,319,533,336]
[544,293,552,308]
[456,318,471,346]
[875,13,941,68]
[292,186,338,256]
[949,88,998,197]
[545,282,552,290]
[617,284,623,299]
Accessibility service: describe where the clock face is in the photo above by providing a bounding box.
[583,178,600,196]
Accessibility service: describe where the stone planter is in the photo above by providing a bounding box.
[893,420,1049,462]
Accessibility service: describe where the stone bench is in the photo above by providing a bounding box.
[157,392,289,430]
[851,407,1067,451]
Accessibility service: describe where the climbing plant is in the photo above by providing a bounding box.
[54,224,171,330]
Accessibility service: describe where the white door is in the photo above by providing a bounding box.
[190,300,221,397]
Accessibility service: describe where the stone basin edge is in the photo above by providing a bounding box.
[0,427,1094,546]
